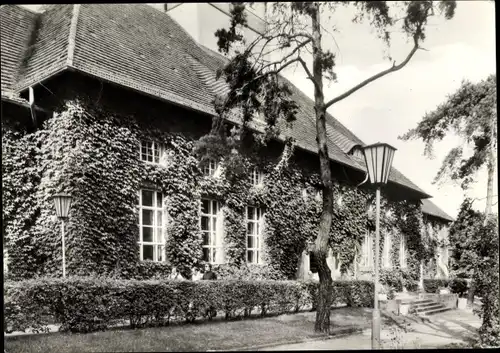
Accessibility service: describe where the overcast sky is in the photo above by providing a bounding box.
[20,2,496,218]
[276,1,497,218]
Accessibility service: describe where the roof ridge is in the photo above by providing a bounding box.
[66,4,80,67]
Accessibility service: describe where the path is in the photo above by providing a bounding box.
[258,309,481,350]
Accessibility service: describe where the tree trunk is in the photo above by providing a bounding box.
[484,113,497,218]
[310,3,334,334]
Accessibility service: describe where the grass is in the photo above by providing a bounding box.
[4,307,394,352]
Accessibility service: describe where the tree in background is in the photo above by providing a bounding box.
[449,199,499,347]
[197,1,457,332]
[400,74,497,306]
[400,74,497,217]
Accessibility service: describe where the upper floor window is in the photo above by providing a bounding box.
[251,168,264,187]
[359,232,373,268]
[200,199,224,263]
[140,140,164,165]
[138,189,166,262]
[246,206,264,264]
[202,159,221,177]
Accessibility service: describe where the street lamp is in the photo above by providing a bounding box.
[362,142,396,349]
[52,193,72,278]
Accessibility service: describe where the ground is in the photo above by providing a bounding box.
[4,307,480,352]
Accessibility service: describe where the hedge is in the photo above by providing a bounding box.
[423,278,451,293]
[4,277,374,333]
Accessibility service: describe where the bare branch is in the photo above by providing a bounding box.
[324,34,420,109]
[298,56,321,93]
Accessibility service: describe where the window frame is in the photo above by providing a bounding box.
[383,232,392,268]
[138,189,167,262]
[251,168,265,187]
[245,206,265,264]
[200,198,223,264]
[202,158,221,178]
[400,235,407,268]
[140,139,165,165]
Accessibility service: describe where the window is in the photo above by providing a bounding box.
[309,251,318,273]
[359,233,373,268]
[201,199,223,263]
[246,206,264,264]
[202,159,220,177]
[383,233,392,268]
[138,189,166,261]
[140,140,164,164]
[400,236,407,268]
[251,168,264,186]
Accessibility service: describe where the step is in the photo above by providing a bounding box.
[412,299,434,305]
[415,304,446,313]
[419,307,451,316]
[414,302,442,310]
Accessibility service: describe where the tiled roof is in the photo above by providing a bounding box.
[2,4,431,198]
[0,4,37,103]
[421,199,454,222]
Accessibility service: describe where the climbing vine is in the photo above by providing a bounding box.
[3,99,441,283]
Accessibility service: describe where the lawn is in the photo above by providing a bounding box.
[4,308,395,352]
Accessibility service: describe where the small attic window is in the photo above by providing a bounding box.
[349,146,364,159]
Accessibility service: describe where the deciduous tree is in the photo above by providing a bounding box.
[199,1,456,332]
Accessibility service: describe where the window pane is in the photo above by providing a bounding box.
[143,245,154,260]
[203,247,210,262]
[142,209,154,226]
[202,200,209,214]
[201,216,209,231]
[247,236,254,248]
[202,232,209,246]
[247,222,254,235]
[157,245,164,262]
[211,248,216,263]
[142,190,153,206]
[155,227,163,243]
[212,218,216,232]
[247,207,254,220]
[256,223,260,235]
[247,250,254,263]
[212,201,218,214]
[142,227,153,242]
[157,194,163,208]
[157,211,163,227]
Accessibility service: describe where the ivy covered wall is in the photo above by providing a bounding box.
[2,73,446,282]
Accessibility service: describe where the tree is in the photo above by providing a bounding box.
[400,74,497,217]
[199,1,456,333]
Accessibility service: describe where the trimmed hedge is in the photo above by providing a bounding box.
[449,278,468,298]
[4,277,374,333]
[423,278,451,293]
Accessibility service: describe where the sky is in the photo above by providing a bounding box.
[274,1,497,218]
[20,2,497,218]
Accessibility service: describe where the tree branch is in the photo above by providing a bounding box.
[324,35,420,109]
[298,56,321,94]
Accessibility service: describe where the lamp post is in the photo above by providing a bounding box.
[52,193,72,278]
[362,142,396,349]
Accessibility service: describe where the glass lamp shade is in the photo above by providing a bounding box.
[52,193,72,219]
[362,142,397,186]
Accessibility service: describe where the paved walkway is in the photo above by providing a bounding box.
[258,309,481,350]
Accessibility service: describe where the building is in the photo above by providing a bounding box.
[1,4,453,282]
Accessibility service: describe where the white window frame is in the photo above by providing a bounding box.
[400,235,407,268]
[140,140,165,165]
[251,168,264,187]
[360,232,373,268]
[138,189,167,262]
[202,159,222,178]
[200,199,224,264]
[383,232,392,268]
[246,206,265,264]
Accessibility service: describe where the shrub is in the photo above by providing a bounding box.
[215,263,285,280]
[423,278,450,293]
[449,278,468,298]
[380,269,403,293]
[4,277,374,333]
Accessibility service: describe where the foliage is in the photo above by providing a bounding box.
[399,75,497,199]
[448,199,485,277]
[423,278,450,293]
[473,217,499,347]
[449,278,468,298]
[380,268,403,293]
[4,277,373,333]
